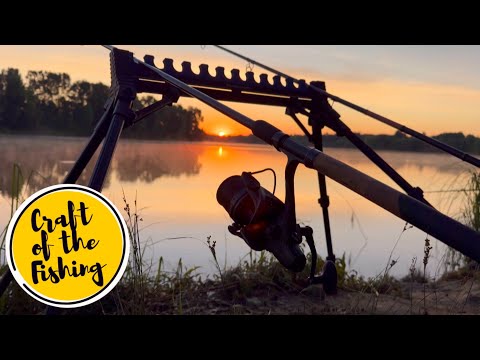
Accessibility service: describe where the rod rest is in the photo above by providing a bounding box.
[139,55,313,98]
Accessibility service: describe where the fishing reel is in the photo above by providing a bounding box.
[216,160,337,294]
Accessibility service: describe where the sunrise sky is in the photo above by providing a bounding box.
[0,45,478,137]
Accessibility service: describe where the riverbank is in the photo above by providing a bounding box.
[2,252,479,315]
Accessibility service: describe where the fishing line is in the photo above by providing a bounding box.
[249,167,276,195]
[243,168,277,226]
[212,45,480,169]
[424,189,477,193]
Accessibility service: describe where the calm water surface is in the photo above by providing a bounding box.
[0,136,474,278]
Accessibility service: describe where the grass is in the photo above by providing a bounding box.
[0,163,51,314]
[0,164,23,266]
[440,170,480,278]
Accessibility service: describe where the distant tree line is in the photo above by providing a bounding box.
[209,130,480,155]
[0,68,205,140]
[317,131,480,155]
[2,67,479,153]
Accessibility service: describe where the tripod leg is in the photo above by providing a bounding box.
[311,125,335,261]
[0,270,13,298]
[302,226,337,294]
[88,99,132,191]
[64,100,114,183]
[318,172,335,261]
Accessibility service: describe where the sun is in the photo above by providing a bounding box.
[218,131,226,137]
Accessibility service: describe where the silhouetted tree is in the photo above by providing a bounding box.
[26,71,71,104]
[0,69,29,131]
[0,68,205,139]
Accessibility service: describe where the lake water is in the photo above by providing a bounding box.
[0,136,475,279]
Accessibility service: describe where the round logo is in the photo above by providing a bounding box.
[5,184,130,308]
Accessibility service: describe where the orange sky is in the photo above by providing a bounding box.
[0,45,478,137]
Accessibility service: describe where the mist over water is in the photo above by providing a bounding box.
[0,135,473,278]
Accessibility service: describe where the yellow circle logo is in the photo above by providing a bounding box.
[5,184,130,308]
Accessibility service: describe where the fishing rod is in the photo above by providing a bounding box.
[213,45,480,169]
[3,44,477,304]
[99,45,480,267]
